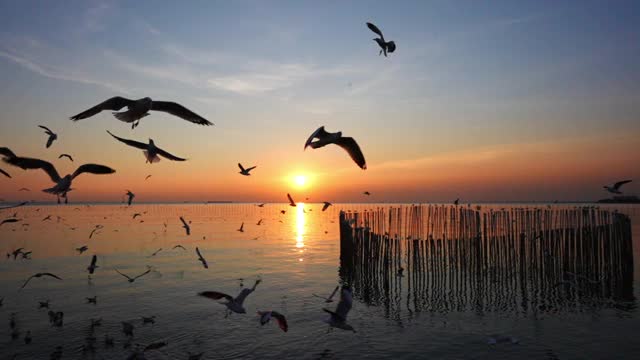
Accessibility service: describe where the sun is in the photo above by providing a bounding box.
[294,175,307,187]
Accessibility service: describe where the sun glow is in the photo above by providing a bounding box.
[294,175,307,187]
[296,202,305,249]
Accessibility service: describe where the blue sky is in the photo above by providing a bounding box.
[0,0,638,202]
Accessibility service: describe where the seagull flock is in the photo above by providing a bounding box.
[0,20,635,359]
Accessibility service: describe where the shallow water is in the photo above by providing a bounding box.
[0,203,639,359]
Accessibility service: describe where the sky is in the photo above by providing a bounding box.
[0,0,639,203]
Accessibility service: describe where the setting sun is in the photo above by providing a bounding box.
[294,175,307,187]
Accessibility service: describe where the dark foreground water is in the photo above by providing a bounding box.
[0,203,639,359]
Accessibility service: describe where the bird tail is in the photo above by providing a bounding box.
[112,111,136,123]
[143,151,161,164]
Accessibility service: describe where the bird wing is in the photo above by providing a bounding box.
[71,164,115,179]
[334,287,353,320]
[327,285,340,301]
[196,247,206,261]
[334,137,366,170]
[234,288,255,305]
[58,154,73,161]
[238,163,246,172]
[90,255,97,267]
[133,269,151,280]
[156,146,187,161]
[322,202,331,212]
[0,147,17,159]
[42,273,62,280]
[245,166,256,172]
[106,130,148,150]
[20,275,36,289]
[3,157,61,182]
[613,180,632,189]
[70,97,134,121]
[0,168,10,178]
[198,291,233,302]
[304,126,332,149]
[366,22,385,40]
[287,193,296,206]
[173,245,185,250]
[46,135,55,148]
[38,125,54,135]
[271,311,288,332]
[180,216,188,227]
[151,101,213,125]
[115,269,133,281]
[145,175,152,180]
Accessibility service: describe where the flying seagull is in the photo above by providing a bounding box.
[149,248,163,257]
[237,222,244,232]
[322,286,356,332]
[257,203,265,207]
[366,22,396,57]
[115,268,151,283]
[38,125,58,148]
[313,285,340,303]
[363,191,371,196]
[196,247,208,269]
[238,163,256,176]
[107,131,186,163]
[145,175,152,180]
[257,311,288,332]
[2,152,115,203]
[304,126,366,169]
[180,216,191,235]
[87,255,98,274]
[20,272,63,289]
[70,96,213,129]
[287,193,297,207]
[198,279,261,314]
[0,218,19,226]
[58,154,73,162]
[76,245,89,254]
[0,168,10,178]
[604,180,632,194]
[125,190,135,206]
[322,202,332,212]
[172,245,186,251]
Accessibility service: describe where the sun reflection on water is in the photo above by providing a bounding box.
[296,202,305,250]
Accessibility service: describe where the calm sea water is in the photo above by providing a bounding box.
[0,203,639,359]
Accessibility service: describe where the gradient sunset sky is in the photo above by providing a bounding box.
[0,0,638,203]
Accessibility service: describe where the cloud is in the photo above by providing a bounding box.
[0,49,127,93]
[83,1,115,33]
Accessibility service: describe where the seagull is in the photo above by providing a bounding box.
[11,248,24,260]
[237,222,244,232]
[70,96,213,129]
[39,300,50,309]
[89,225,103,239]
[115,268,151,283]
[172,245,186,251]
[20,272,63,289]
[196,247,208,269]
[198,279,261,315]
[238,163,256,176]
[42,215,52,221]
[86,296,97,304]
[313,286,340,303]
[180,216,191,235]
[287,193,297,207]
[257,311,288,332]
[323,286,356,332]
[604,180,632,194]
[256,219,263,226]
[280,210,286,214]
[38,125,58,148]
[0,218,19,226]
[58,154,73,162]
[21,251,32,260]
[363,191,371,196]
[125,190,135,206]
[133,213,142,219]
[87,255,98,274]
[107,131,186,163]
[2,153,115,203]
[366,22,396,57]
[322,202,332,212]
[304,126,366,169]
[145,174,152,180]
[0,168,10,178]
[257,203,265,207]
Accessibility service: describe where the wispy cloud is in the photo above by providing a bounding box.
[83,1,115,33]
[0,49,126,93]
